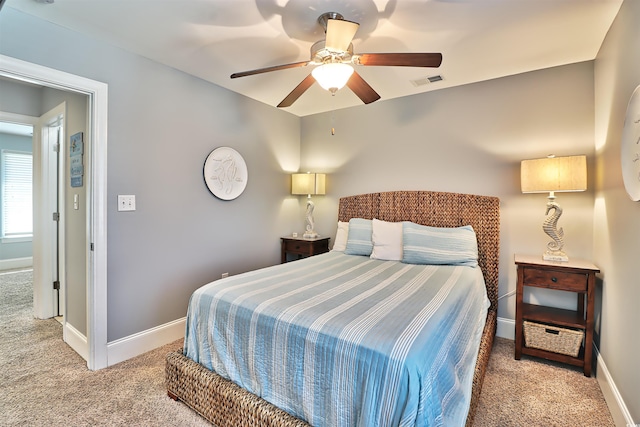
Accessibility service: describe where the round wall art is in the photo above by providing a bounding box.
[203,147,248,200]
[621,84,640,201]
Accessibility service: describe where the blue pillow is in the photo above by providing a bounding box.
[344,218,373,256]
[402,222,478,267]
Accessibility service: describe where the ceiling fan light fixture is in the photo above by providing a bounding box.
[312,63,354,93]
[231,13,442,108]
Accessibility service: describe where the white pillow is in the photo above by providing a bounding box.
[332,221,349,251]
[370,219,403,261]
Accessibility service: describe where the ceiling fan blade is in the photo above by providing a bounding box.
[356,53,442,68]
[230,61,309,79]
[325,19,359,52]
[277,73,316,108]
[346,71,380,105]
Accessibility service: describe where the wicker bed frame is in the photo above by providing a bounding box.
[166,190,500,427]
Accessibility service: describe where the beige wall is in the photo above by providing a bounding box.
[594,0,640,423]
[301,61,596,322]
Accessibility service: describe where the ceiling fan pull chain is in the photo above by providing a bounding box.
[331,98,336,135]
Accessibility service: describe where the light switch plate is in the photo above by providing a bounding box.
[118,195,136,211]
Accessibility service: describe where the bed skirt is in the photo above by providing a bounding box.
[165,310,496,427]
[166,350,310,427]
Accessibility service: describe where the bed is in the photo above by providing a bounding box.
[166,190,500,426]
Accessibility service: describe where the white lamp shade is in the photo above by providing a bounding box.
[325,19,359,52]
[311,63,354,92]
[291,173,326,196]
[521,155,587,193]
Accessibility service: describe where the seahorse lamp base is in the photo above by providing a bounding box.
[542,196,569,262]
[303,199,319,239]
[543,250,568,262]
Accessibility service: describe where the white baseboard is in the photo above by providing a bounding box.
[64,321,89,362]
[497,316,515,340]
[106,317,186,366]
[0,256,33,271]
[594,346,636,427]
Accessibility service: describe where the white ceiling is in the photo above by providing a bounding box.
[6,0,622,117]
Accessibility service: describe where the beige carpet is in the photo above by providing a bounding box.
[473,337,614,427]
[1,270,210,427]
[2,270,614,426]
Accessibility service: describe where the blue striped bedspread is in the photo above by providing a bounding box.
[184,251,490,427]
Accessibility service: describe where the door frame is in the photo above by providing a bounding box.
[0,54,108,370]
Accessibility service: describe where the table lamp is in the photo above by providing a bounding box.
[521,155,587,261]
[291,172,326,238]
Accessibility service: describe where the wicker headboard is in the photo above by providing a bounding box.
[338,191,500,312]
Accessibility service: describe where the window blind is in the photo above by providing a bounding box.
[2,150,33,237]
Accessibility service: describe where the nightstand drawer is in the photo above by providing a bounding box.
[283,239,309,254]
[281,237,330,263]
[523,268,587,292]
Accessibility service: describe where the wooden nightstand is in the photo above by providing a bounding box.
[280,236,330,263]
[514,254,600,376]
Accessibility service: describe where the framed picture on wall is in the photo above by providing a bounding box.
[70,132,84,188]
[621,85,640,201]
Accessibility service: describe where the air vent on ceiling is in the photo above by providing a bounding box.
[411,75,444,87]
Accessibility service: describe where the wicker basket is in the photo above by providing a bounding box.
[523,321,584,357]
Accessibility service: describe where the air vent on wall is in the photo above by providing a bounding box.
[411,75,444,87]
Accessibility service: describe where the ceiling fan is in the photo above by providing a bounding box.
[230,12,443,108]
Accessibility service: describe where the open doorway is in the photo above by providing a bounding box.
[1,104,65,337]
[0,85,90,364]
[0,54,108,370]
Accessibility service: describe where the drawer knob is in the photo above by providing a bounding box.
[551,277,558,283]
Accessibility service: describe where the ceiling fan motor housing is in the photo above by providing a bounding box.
[310,40,353,65]
[317,12,344,30]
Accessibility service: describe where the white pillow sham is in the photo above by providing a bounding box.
[370,219,403,261]
[332,221,349,251]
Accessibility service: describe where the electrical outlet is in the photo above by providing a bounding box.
[117,195,136,211]
[221,272,229,279]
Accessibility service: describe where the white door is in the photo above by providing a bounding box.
[32,103,65,321]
